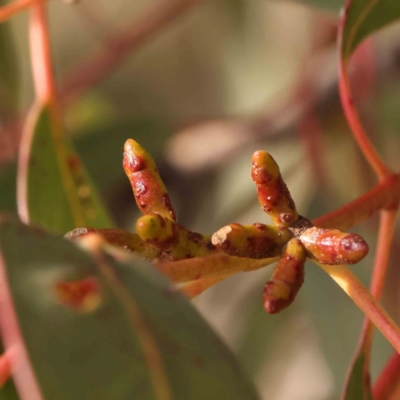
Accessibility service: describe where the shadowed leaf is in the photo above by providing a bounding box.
[0,0,18,114]
[17,104,114,234]
[0,217,260,400]
[287,0,343,13]
[342,352,373,400]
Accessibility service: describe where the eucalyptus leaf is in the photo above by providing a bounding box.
[342,352,373,400]
[286,0,343,14]
[0,163,17,214]
[0,217,260,400]
[0,0,18,115]
[17,104,114,234]
[342,0,400,60]
[236,277,293,378]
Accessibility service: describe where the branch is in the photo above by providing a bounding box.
[29,4,59,114]
[59,0,204,103]
[373,353,400,400]
[0,0,46,24]
[341,208,398,396]
[181,273,233,298]
[156,255,279,283]
[315,261,400,353]
[337,8,392,180]
[0,349,11,387]
[313,173,400,230]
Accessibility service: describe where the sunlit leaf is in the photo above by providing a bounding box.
[0,217,260,400]
[17,103,114,234]
[342,352,373,400]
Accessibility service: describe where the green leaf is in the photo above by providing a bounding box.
[0,217,260,400]
[0,163,17,214]
[290,0,343,13]
[342,352,373,400]
[235,276,293,378]
[0,0,18,115]
[17,104,114,234]
[341,0,400,60]
[73,116,172,193]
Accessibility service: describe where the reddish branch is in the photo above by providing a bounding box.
[373,353,400,400]
[59,0,204,103]
[337,6,392,180]
[313,173,400,230]
[0,0,46,23]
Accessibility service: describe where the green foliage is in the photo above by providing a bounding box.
[18,105,113,233]
[0,218,260,400]
[1,0,400,398]
[342,0,400,59]
[342,353,373,400]
[0,0,18,113]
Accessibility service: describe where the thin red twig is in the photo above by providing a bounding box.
[0,349,11,387]
[0,252,43,399]
[313,173,400,230]
[316,262,400,354]
[59,0,204,103]
[341,208,398,397]
[373,353,400,400]
[0,0,46,23]
[29,5,58,111]
[337,6,392,180]
[369,209,399,300]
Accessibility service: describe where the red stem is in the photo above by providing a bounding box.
[29,4,58,112]
[373,353,400,400]
[341,208,399,396]
[59,0,203,103]
[0,349,11,387]
[0,0,46,23]
[337,7,392,180]
[369,209,398,300]
[313,173,400,230]
[316,262,400,354]
[0,252,43,399]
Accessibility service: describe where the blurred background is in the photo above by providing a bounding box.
[1,0,400,398]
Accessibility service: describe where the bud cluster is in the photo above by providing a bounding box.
[66,140,369,314]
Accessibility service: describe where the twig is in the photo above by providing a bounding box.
[315,261,400,353]
[313,173,400,230]
[0,0,46,23]
[337,6,392,180]
[156,255,279,284]
[181,273,233,298]
[342,208,398,396]
[59,0,204,103]
[373,353,400,400]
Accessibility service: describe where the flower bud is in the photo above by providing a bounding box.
[300,226,368,265]
[212,223,292,259]
[123,139,176,221]
[263,238,306,314]
[251,151,298,227]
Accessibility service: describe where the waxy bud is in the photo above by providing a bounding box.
[251,151,298,227]
[300,226,369,265]
[136,213,177,250]
[263,238,306,314]
[123,139,176,221]
[211,223,292,259]
[135,213,218,261]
